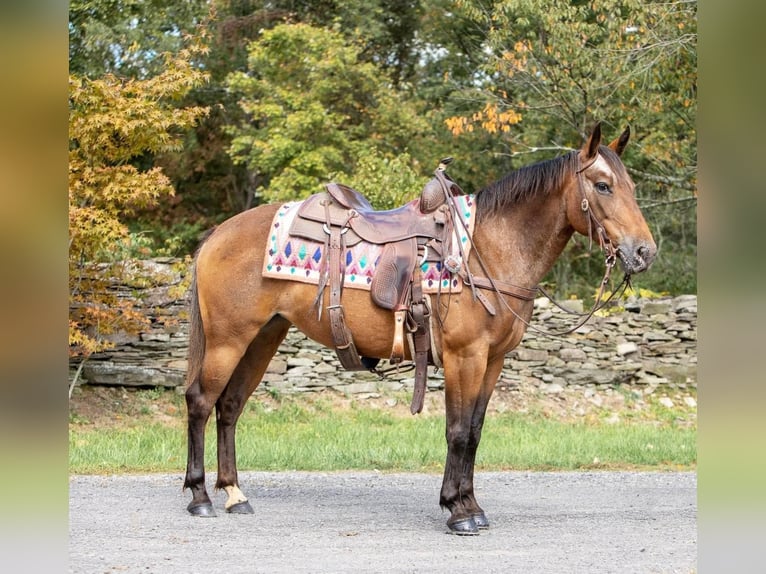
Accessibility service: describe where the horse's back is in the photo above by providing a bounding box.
[197,202,282,269]
[194,203,286,334]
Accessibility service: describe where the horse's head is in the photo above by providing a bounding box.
[567,122,657,275]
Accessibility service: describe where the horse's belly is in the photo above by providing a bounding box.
[275,282,404,360]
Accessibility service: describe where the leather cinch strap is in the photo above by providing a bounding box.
[408,264,430,414]
[326,224,364,371]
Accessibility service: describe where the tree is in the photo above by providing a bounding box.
[69,0,209,78]
[446,0,697,295]
[141,1,435,249]
[69,43,208,391]
[67,0,696,296]
[112,1,510,247]
[225,23,429,203]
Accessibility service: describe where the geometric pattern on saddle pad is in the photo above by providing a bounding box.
[262,194,476,294]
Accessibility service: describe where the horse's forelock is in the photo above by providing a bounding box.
[597,145,632,188]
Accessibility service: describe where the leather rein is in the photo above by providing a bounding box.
[441,153,631,340]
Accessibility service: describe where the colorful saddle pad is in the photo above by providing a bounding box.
[262,194,476,293]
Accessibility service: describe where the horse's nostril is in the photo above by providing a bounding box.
[635,244,656,269]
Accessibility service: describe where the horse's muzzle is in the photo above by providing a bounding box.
[617,240,657,275]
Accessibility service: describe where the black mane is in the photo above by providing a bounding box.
[475,151,579,221]
[474,146,631,221]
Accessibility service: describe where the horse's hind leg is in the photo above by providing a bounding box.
[214,316,291,513]
[184,342,245,517]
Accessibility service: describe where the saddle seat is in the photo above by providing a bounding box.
[325,182,374,212]
[293,182,450,246]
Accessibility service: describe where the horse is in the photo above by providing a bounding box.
[182,122,657,534]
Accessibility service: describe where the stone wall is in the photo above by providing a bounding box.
[70,259,696,395]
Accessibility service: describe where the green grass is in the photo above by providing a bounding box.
[69,395,696,474]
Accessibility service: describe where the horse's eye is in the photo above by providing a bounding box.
[595,182,611,195]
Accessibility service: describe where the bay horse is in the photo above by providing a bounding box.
[183,123,656,534]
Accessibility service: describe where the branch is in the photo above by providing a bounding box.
[627,167,697,191]
[493,145,574,158]
[638,196,697,209]
[69,357,88,400]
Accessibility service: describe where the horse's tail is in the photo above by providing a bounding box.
[184,259,205,390]
[185,228,218,391]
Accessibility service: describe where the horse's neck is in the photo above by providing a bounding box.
[473,191,574,288]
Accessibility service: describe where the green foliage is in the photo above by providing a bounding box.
[226,23,429,202]
[341,153,429,210]
[69,0,210,78]
[453,0,696,146]
[449,0,697,296]
[126,220,209,259]
[68,0,696,297]
[145,0,437,231]
[69,44,209,358]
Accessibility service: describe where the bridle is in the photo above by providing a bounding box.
[445,151,632,340]
[530,154,631,333]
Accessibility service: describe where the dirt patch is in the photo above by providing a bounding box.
[69,385,184,428]
[69,381,697,430]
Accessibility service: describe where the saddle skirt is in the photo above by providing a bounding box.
[262,194,476,293]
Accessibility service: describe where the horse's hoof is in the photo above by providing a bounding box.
[226,501,254,514]
[472,511,490,530]
[446,516,479,536]
[187,502,217,517]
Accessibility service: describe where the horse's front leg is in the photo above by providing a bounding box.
[440,351,504,535]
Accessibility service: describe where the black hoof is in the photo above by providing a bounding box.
[226,500,254,514]
[447,516,479,536]
[187,502,216,517]
[472,511,490,530]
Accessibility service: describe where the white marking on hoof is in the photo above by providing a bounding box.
[224,485,248,510]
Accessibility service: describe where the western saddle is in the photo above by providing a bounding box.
[287,159,468,414]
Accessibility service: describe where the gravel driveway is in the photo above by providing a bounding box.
[69,470,696,573]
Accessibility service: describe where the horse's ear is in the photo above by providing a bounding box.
[580,121,602,162]
[608,126,631,156]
